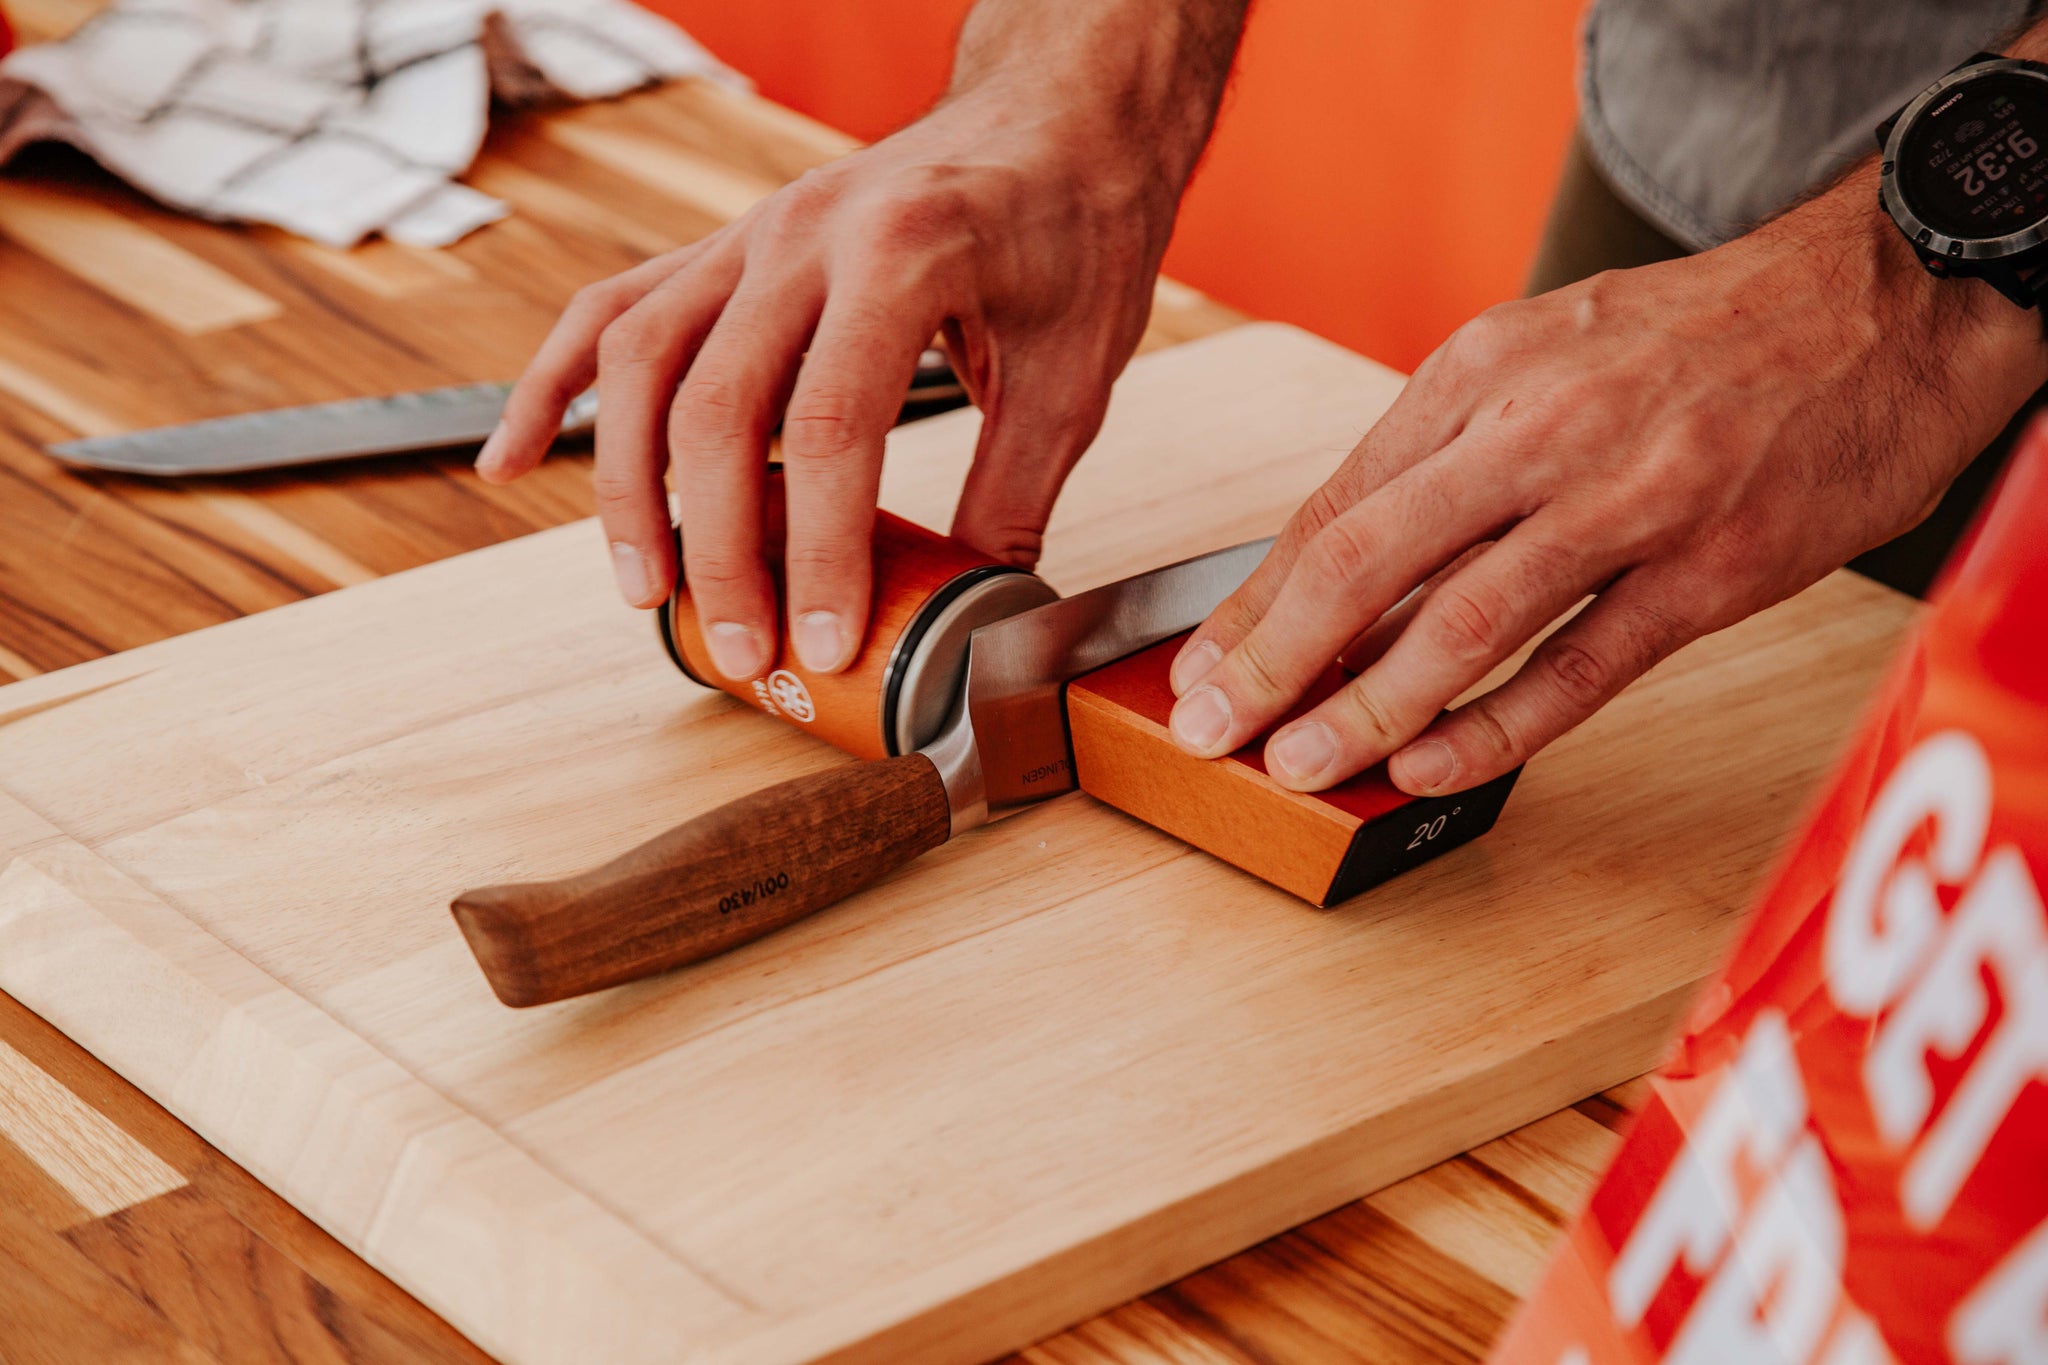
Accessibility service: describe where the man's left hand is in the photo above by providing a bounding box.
[1167,184,2047,796]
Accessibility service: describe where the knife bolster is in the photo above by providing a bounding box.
[1067,635,1520,906]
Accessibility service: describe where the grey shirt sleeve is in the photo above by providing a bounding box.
[1580,0,2032,249]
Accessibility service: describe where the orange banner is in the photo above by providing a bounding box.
[1495,424,2048,1363]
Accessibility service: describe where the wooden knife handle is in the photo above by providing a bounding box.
[451,754,952,1007]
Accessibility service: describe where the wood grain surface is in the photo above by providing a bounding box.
[0,5,1911,1358]
[0,319,1915,1364]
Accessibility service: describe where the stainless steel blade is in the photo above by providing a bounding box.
[45,385,599,477]
[956,536,1273,817]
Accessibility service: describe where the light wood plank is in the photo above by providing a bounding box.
[0,1037,186,1224]
[0,326,1913,1365]
[670,78,862,166]
[0,185,283,335]
[542,117,779,222]
[1467,1108,1622,1221]
[1367,1161,1563,1298]
[279,236,480,300]
[0,346,127,437]
[0,642,43,680]
[1018,1299,1251,1365]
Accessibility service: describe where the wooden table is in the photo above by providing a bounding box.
[0,4,1898,1360]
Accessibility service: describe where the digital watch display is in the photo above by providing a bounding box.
[1880,55,2048,311]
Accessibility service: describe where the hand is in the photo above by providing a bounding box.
[1167,180,2047,797]
[476,90,1176,680]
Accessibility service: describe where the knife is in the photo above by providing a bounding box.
[45,385,598,477]
[45,350,966,476]
[450,536,1272,1007]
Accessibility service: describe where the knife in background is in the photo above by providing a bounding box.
[451,536,1273,1007]
[44,350,967,476]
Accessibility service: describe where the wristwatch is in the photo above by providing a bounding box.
[1878,51,2048,309]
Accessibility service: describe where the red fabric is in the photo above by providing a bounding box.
[1492,419,2048,1365]
[0,6,13,59]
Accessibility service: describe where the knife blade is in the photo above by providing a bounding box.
[934,535,1275,825]
[45,384,597,477]
[450,536,1273,1006]
[45,348,966,477]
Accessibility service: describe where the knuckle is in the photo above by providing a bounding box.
[747,174,842,246]
[1426,581,1515,665]
[1290,480,1351,544]
[768,171,837,225]
[589,467,645,515]
[1300,515,1378,597]
[683,548,756,592]
[567,279,627,322]
[962,522,1043,568]
[1460,700,1526,768]
[1331,680,1403,747]
[1227,632,1291,703]
[1443,307,1513,369]
[1539,637,1617,709]
[866,181,972,255]
[782,540,861,577]
[596,313,663,370]
[672,373,750,438]
[1617,597,1700,667]
[781,391,869,462]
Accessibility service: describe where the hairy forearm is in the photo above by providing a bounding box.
[944,0,1251,194]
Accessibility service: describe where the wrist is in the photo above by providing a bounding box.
[915,82,1189,241]
[942,1,1245,202]
[1762,161,2048,467]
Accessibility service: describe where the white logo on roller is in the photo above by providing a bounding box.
[763,670,815,723]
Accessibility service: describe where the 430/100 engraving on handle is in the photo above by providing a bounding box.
[717,871,792,916]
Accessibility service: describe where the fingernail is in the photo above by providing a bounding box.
[1170,639,1222,694]
[1170,685,1232,753]
[610,541,652,605]
[1395,739,1458,793]
[1269,721,1336,786]
[792,610,846,672]
[705,621,768,680]
[475,423,506,472]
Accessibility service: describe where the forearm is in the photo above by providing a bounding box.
[944,0,1251,196]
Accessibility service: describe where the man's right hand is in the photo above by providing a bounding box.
[476,87,1177,679]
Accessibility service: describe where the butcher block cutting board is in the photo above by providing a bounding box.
[0,324,1913,1365]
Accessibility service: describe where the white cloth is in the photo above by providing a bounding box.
[0,0,741,247]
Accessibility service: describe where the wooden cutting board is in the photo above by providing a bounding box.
[0,324,1914,1365]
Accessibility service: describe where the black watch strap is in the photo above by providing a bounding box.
[2012,261,2048,307]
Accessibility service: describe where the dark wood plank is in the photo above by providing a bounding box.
[0,1180,218,1365]
[64,1188,492,1365]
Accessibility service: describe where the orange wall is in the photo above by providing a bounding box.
[647,1,1585,372]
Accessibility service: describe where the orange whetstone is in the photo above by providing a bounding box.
[1067,633,1520,905]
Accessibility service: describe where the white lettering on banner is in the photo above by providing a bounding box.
[1828,732,1993,1017]
[1558,1351,1591,1365]
[1951,1216,2048,1365]
[1865,847,2048,1227]
[1665,1137,1844,1365]
[1824,730,2048,1230]
[1610,1011,1808,1327]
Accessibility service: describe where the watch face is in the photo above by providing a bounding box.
[1899,71,2048,241]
